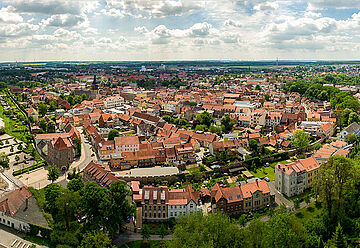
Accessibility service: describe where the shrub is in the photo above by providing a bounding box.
[13,161,46,176]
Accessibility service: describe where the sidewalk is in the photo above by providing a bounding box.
[0,226,47,248]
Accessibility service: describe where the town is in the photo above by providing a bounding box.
[0,61,359,247]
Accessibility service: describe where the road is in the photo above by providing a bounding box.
[267,181,293,209]
[16,128,96,189]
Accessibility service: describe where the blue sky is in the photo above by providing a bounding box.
[1,0,360,61]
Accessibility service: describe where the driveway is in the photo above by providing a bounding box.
[268,181,294,209]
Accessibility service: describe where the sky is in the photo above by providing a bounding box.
[1,0,360,62]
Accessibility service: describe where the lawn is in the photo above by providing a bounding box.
[294,202,323,223]
[249,159,292,181]
[120,240,165,248]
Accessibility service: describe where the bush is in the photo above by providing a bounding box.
[13,161,46,176]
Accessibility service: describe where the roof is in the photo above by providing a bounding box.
[129,167,179,177]
[343,122,360,134]
[240,180,270,198]
[0,187,32,216]
[114,136,140,146]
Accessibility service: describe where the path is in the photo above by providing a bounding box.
[0,226,47,248]
[268,181,293,209]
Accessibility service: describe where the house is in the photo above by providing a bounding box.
[275,161,307,197]
[0,187,48,232]
[82,161,118,189]
[27,107,39,122]
[339,122,360,141]
[250,109,266,128]
[114,136,140,153]
[210,179,274,215]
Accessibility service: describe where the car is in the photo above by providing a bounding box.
[263,177,270,182]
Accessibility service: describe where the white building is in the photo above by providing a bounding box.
[114,136,140,153]
[103,96,125,109]
[275,161,307,197]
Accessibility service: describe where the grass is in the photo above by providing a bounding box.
[249,159,292,181]
[120,240,165,248]
[294,201,323,223]
[188,166,201,175]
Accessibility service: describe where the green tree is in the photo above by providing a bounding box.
[347,111,360,125]
[255,84,261,90]
[220,113,234,133]
[79,231,113,248]
[75,138,81,156]
[344,134,357,144]
[264,93,270,101]
[313,156,358,222]
[158,224,167,240]
[48,164,60,183]
[15,155,20,162]
[196,111,212,127]
[80,182,111,231]
[249,139,258,153]
[0,152,9,168]
[45,183,62,214]
[47,121,56,133]
[107,129,120,141]
[169,212,244,248]
[331,223,347,248]
[38,102,48,116]
[39,119,47,132]
[67,178,84,192]
[55,189,79,231]
[106,180,134,234]
[141,225,150,241]
[291,130,310,153]
[17,143,23,151]
[81,93,88,101]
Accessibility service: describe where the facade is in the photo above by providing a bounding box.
[103,96,125,109]
[250,109,266,128]
[114,136,140,153]
[210,180,274,215]
[275,161,307,197]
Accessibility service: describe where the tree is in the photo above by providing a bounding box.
[81,93,88,101]
[39,119,47,132]
[15,155,20,162]
[294,198,300,210]
[220,113,234,133]
[48,164,60,183]
[45,183,62,214]
[141,225,150,241]
[313,156,358,222]
[344,134,357,144]
[170,212,244,248]
[67,178,84,192]
[80,182,111,231]
[79,231,113,248]
[291,130,310,153]
[38,102,48,116]
[196,111,212,127]
[75,138,81,157]
[107,129,119,141]
[331,223,347,248]
[249,139,258,153]
[0,152,9,168]
[159,224,167,240]
[47,121,56,133]
[17,143,23,151]
[56,189,79,231]
[106,180,133,234]
[255,84,261,90]
[347,111,360,125]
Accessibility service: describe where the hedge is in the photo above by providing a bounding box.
[13,161,46,176]
[29,223,52,238]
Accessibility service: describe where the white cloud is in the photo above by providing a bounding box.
[0,7,23,23]
[41,14,87,28]
[104,0,201,18]
[307,0,360,10]
[0,23,39,38]
[224,19,242,28]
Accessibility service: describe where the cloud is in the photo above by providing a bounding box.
[224,19,242,28]
[307,0,360,9]
[104,0,201,18]
[0,7,23,23]
[41,14,87,27]
[0,23,39,38]
[6,0,98,15]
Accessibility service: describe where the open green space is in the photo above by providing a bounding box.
[294,202,323,224]
[249,159,291,181]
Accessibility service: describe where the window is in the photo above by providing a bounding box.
[158,206,161,210]
[149,205,152,210]
[163,213,165,218]
[158,213,161,218]
[163,206,165,211]
[170,212,173,216]
[145,213,147,217]
[144,205,147,210]
[149,212,151,217]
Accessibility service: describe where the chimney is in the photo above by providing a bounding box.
[256,178,259,186]
[25,197,28,209]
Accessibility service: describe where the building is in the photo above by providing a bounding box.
[82,161,118,189]
[114,136,140,153]
[275,160,307,197]
[339,122,360,141]
[210,179,274,215]
[0,187,48,232]
[103,96,125,109]
[250,109,266,128]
